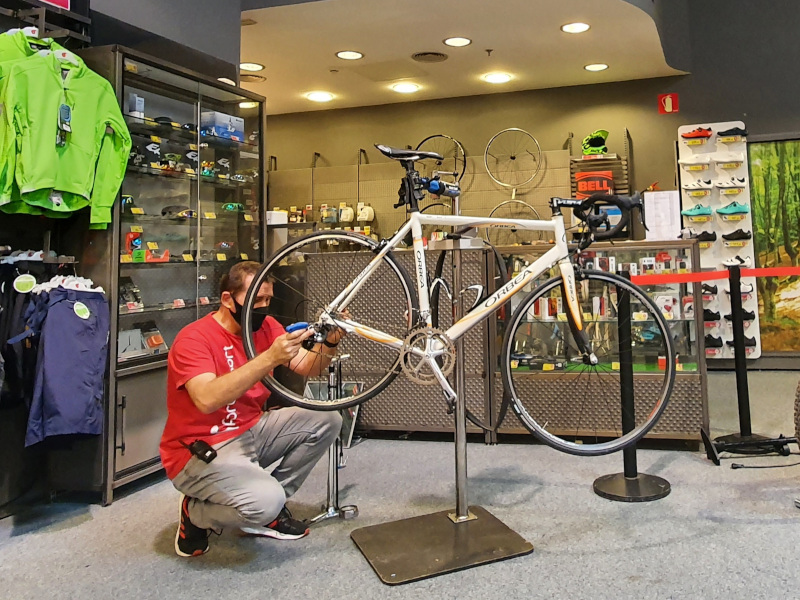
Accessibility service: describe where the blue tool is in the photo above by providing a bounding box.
[286,322,310,333]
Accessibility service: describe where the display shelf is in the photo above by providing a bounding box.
[126,164,256,190]
[124,113,259,151]
[119,299,221,315]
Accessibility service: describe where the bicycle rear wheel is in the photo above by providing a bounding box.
[501,270,675,455]
[242,231,417,410]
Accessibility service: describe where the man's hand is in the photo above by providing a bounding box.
[263,328,315,367]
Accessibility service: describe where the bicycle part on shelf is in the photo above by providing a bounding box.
[400,327,456,385]
[501,269,675,456]
[415,134,467,183]
[484,128,543,199]
[482,200,544,247]
[241,230,418,410]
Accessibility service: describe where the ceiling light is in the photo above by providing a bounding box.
[218,77,236,86]
[391,82,420,94]
[561,22,590,34]
[584,63,608,72]
[336,50,363,60]
[482,72,512,84]
[239,101,258,109]
[444,37,472,47]
[306,91,335,102]
[240,62,265,72]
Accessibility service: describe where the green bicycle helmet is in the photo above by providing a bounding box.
[582,129,609,155]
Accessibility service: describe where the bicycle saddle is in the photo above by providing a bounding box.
[375,144,443,162]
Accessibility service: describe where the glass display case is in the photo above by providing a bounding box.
[76,47,265,502]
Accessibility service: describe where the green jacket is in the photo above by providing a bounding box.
[0,48,131,228]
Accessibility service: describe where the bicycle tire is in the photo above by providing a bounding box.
[501,270,675,455]
[484,128,542,190]
[242,230,418,411]
[416,134,467,182]
[481,200,544,247]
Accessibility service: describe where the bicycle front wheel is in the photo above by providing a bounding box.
[501,270,675,455]
[242,231,417,410]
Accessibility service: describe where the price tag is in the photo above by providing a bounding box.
[216,253,227,261]
[125,302,139,311]
[583,312,593,321]
[130,226,143,233]
[724,241,748,248]
[130,207,144,215]
[720,188,744,195]
[173,299,186,308]
[120,254,133,263]
[199,297,210,305]
[699,242,712,249]
[676,363,685,372]
[556,313,568,321]
[706,348,721,356]
[705,321,718,328]
[184,168,196,175]
[189,144,198,151]
[150,162,162,169]
[687,190,711,197]
[718,162,743,170]
[204,212,217,220]
[150,136,161,144]
[244,214,254,222]
[124,61,138,74]
[678,268,690,274]
[684,139,707,146]
[542,363,555,371]
[182,253,194,262]
[722,214,746,221]
[702,294,715,301]
[611,362,621,371]
[718,136,742,143]
[240,253,249,260]
[688,216,713,223]
[147,242,159,250]
[683,165,709,172]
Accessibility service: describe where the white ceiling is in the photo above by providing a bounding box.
[240,0,684,115]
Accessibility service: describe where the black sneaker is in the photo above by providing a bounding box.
[175,495,210,557]
[703,309,721,321]
[722,229,752,241]
[240,506,310,540]
[726,336,757,347]
[705,334,723,348]
[702,284,718,295]
[717,126,748,137]
[724,310,756,321]
[696,231,717,242]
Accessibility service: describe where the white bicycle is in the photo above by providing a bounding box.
[243,145,675,456]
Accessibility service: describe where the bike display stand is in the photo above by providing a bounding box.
[309,357,358,524]
[701,266,798,465]
[593,272,671,502]
[351,200,533,585]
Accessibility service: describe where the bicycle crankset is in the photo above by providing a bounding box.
[400,327,456,385]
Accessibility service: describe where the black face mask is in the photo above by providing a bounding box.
[231,299,270,331]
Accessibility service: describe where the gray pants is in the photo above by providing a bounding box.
[171,407,341,531]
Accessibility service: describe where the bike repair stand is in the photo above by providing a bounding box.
[594,272,671,502]
[700,265,798,465]
[309,356,358,524]
[350,197,533,586]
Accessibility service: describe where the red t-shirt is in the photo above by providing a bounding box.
[160,313,285,479]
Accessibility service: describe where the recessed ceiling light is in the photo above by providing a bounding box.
[443,37,472,47]
[482,72,513,84]
[240,62,265,72]
[561,22,590,34]
[239,101,258,109]
[336,50,363,60]
[584,63,608,72]
[218,77,236,86]
[306,91,335,102]
[391,82,420,94]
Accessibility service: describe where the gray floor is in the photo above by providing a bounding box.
[2,433,800,600]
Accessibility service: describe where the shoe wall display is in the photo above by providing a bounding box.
[677,120,761,360]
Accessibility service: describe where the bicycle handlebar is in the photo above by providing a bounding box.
[552,192,645,241]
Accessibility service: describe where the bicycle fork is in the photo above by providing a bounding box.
[558,259,599,366]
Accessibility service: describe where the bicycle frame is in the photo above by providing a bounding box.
[323,209,584,353]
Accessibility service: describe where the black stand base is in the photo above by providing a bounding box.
[593,473,671,502]
[701,428,796,466]
[350,505,533,585]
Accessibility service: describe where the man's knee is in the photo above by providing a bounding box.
[237,480,286,526]
[316,410,342,444]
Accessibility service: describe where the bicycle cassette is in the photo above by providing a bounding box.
[400,327,456,385]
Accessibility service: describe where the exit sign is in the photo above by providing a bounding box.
[41,0,70,9]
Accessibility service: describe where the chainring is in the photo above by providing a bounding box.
[400,327,456,385]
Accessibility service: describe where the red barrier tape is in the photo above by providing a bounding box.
[630,265,800,286]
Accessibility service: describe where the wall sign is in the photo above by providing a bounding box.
[41,0,70,9]
[658,93,679,114]
[575,170,614,199]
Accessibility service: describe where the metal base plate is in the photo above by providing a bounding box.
[350,505,533,585]
[593,473,671,503]
[714,433,776,455]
